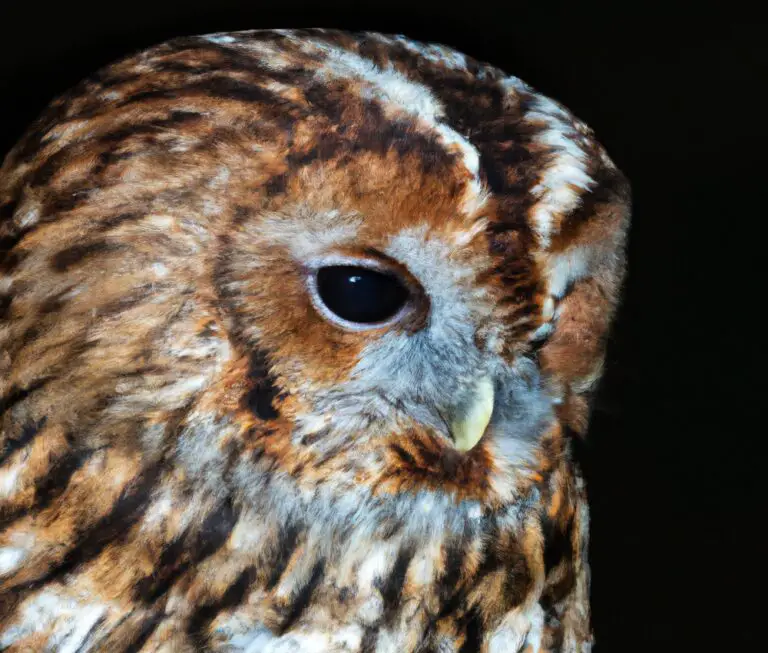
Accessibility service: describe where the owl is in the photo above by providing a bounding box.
[0,28,629,652]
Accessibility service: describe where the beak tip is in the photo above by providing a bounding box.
[450,376,495,453]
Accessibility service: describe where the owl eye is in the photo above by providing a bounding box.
[314,265,410,326]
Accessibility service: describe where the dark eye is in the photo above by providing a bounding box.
[315,265,409,325]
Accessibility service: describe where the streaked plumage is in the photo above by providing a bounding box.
[0,28,630,652]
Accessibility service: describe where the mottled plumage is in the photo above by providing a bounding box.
[0,29,630,652]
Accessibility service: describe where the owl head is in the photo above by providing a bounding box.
[0,29,630,514]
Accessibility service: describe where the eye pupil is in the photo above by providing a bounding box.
[315,265,409,325]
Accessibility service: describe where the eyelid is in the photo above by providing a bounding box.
[304,253,399,276]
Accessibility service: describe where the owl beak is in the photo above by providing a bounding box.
[449,377,495,452]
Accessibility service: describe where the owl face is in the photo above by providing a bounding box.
[219,157,551,504]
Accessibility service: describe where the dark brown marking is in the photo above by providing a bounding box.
[178,76,287,106]
[188,566,257,645]
[439,539,467,606]
[0,293,11,320]
[277,559,326,633]
[541,562,577,614]
[0,378,50,420]
[98,111,203,145]
[20,448,93,520]
[0,236,27,274]
[265,523,301,590]
[0,417,47,466]
[457,606,484,653]
[377,544,416,623]
[115,613,163,653]
[243,350,282,421]
[95,212,145,232]
[542,510,574,573]
[502,541,533,608]
[390,443,416,467]
[360,627,378,653]
[50,240,123,272]
[12,463,163,592]
[42,188,94,215]
[134,498,239,602]
[0,200,18,221]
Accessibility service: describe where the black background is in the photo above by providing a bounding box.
[0,2,761,650]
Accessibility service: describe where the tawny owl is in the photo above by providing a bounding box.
[0,28,630,652]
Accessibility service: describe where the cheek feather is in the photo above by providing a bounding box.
[380,430,496,502]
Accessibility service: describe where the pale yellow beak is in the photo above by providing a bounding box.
[450,377,495,452]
